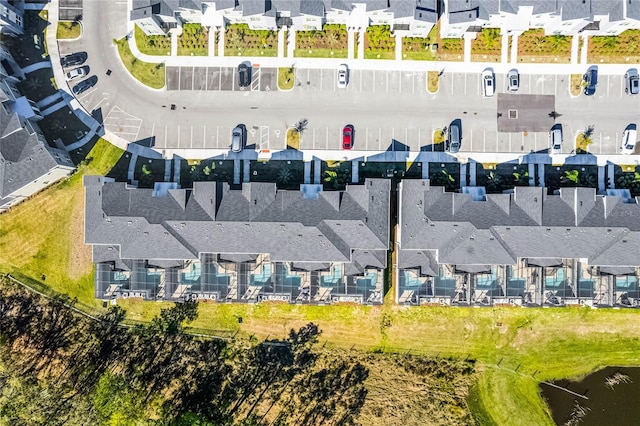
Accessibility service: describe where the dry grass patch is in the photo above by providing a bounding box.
[427,71,439,93]
[286,127,300,150]
[0,138,124,308]
[589,30,640,63]
[570,74,583,96]
[518,29,571,63]
[278,67,294,90]
[56,21,81,39]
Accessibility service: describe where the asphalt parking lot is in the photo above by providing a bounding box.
[166,66,276,91]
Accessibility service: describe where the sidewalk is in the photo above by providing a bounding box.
[127,30,631,75]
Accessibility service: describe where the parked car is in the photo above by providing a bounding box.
[447,121,461,153]
[583,68,598,96]
[65,65,89,81]
[337,64,348,88]
[625,68,639,95]
[481,69,495,97]
[549,123,563,154]
[238,63,251,87]
[621,124,637,154]
[342,124,354,149]
[231,124,246,152]
[61,53,85,68]
[71,75,97,95]
[507,69,519,92]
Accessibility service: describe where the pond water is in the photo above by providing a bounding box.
[540,367,640,425]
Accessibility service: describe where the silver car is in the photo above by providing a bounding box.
[507,69,519,92]
[549,124,563,154]
[625,68,639,95]
[481,69,495,97]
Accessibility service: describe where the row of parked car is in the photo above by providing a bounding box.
[481,67,640,97]
[61,53,97,95]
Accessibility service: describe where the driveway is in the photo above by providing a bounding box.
[58,0,640,157]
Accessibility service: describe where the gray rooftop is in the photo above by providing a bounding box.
[0,102,73,201]
[85,177,390,265]
[399,179,640,267]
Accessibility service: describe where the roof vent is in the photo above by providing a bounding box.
[127,221,132,225]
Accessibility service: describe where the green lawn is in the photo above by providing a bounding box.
[134,24,171,56]
[177,23,208,56]
[293,48,348,58]
[7,139,640,424]
[56,21,81,39]
[277,67,294,90]
[364,50,395,60]
[114,37,165,89]
[0,138,124,311]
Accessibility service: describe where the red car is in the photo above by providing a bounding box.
[342,124,354,149]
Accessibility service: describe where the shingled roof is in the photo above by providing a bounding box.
[0,104,73,203]
[399,179,640,267]
[85,176,390,265]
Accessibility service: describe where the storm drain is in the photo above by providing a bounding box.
[508,109,518,119]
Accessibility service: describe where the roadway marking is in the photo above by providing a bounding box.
[372,70,375,93]
[178,67,181,90]
[177,125,180,146]
[464,74,467,96]
[190,125,194,149]
[216,126,219,148]
[326,127,329,149]
[192,66,195,90]
[606,75,610,98]
[386,71,389,93]
[203,126,206,148]
[319,69,323,92]
[165,125,167,147]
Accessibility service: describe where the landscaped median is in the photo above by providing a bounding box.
[114,37,165,89]
[56,21,81,39]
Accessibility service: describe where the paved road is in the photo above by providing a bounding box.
[57,0,640,158]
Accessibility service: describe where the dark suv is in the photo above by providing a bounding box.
[61,53,85,68]
[238,63,251,87]
[583,68,598,96]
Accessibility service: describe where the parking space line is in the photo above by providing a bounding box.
[360,69,363,92]
[219,67,222,90]
[307,69,310,91]
[217,126,219,148]
[326,127,329,149]
[464,74,467,96]
[366,127,369,150]
[554,75,557,95]
[205,67,208,90]
[192,66,195,90]
[399,73,402,92]
[178,67,181,90]
[203,126,206,147]
[528,74,532,95]
[386,71,389,93]
[190,126,193,149]
[483,130,486,152]
[320,69,323,92]
[412,73,415,94]
[607,75,610,98]
[165,125,167,147]
[372,70,375,93]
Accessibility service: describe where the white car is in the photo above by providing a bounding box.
[337,64,348,88]
[621,124,637,155]
[66,66,88,81]
[481,69,495,97]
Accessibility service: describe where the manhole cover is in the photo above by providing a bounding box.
[508,109,518,119]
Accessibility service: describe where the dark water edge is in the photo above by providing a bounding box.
[540,367,640,426]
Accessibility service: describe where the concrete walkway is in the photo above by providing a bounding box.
[277,27,285,58]
[40,99,68,116]
[501,35,508,63]
[22,60,51,73]
[36,92,63,109]
[170,32,178,56]
[463,35,472,63]
[347,30,355,59]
